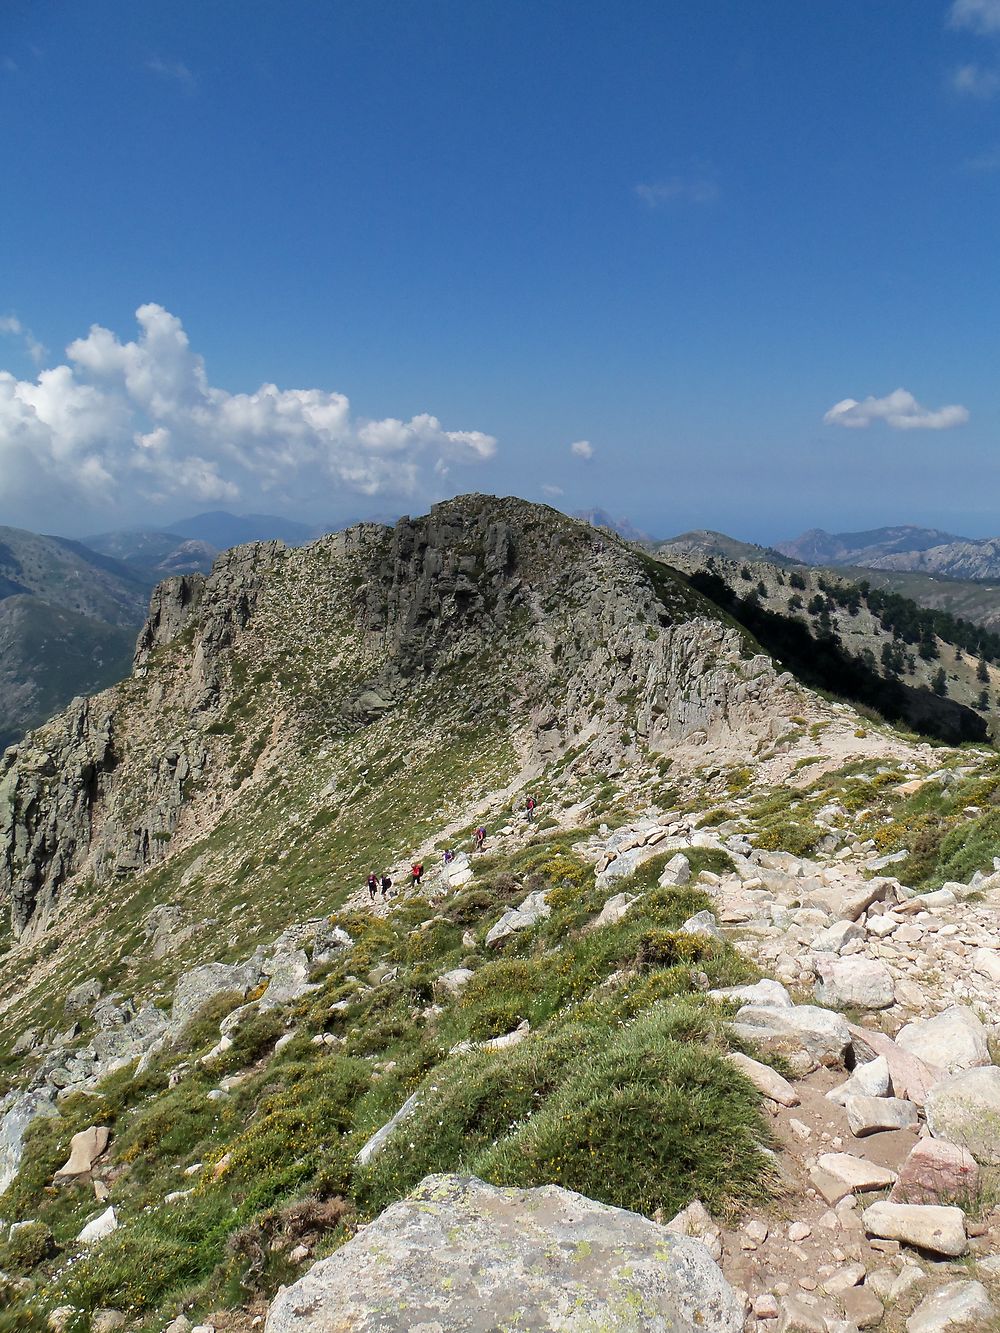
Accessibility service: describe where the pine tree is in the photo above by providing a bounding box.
[931,667,947,696]
[978,655,989,683]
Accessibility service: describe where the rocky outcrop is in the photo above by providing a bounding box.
[264,1173,746,1332]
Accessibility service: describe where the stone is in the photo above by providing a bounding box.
[726,1051,800,1107]
[354,1091,422,1166]
[811,920,864,954]
[827,1056,891,1107]
[816,1153,897,1193]
[709,979,792,1008]
[732,1003,851,1074]
[264,1174,746,1332]
[658,853,691,887]
[840,1286,883,1329]
[0,1090,59,1194]
[814,956,895,1011]
[289,1243,311,1264]
[170,961,261,1028]
[895,1006,990,1075]
[665,1198,723,1262]
[845,1095,919,1137]
[847,1025,943,1107]
[485,891,551,947]
[77,1205,118,1245]
[787,1221,811,1242]
[54,1125,111,1181]
[47,1311,74,1333]
[924,1066,1000,1164]
[889,1138,980,1206]
[753,1293,779,1319]
[64,977,102,1014]
[91,1314,126,1333]
[776,1295,830,1333]
[587,892,637,931]
[680,910,724,941]
[861,1202,967,1257]
[820,1264,865,1295]
[434,967,474,998]
[971,948,1000,981]
[906,1280,996,1332]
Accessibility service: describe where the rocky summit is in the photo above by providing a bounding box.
[2,496,1000,1333]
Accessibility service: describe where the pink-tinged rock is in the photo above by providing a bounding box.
[889,1138,980,1207]
[848,1024,944,1108]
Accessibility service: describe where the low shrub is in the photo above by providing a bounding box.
[0,1220,55,1273]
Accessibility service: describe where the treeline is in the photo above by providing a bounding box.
[820,577,1000,662]
[688,569,988,745]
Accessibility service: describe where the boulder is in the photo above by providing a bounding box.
[811,920,864,954]
[861,1201,967,1257]
[679,910,724,941]
[263,1173,746,1332]
[924,1066,1000,1164]
[587,892,637,931]
[815,1153,897,1193]
[257,949,318,1008]
[826,1055,891,1107]
[76,1205,118,1246]
[845,1095,919,1137]
[710,979,792,1009]
[726,1051,800,1107]
[354,1091,422,1166]
[658,853,692,887]
[311,923,353,965]
[434,968,474,998]
[889,1138,980,1206]
[0,1090,59,1195]
[847,1025,943,1107]
[906,1280,996,1332]
[485,891,551,948]
[732,1004,851,1074]
[54,1125,110,1181]
[813,956,895,1011]
[170,961,261,1028]
[64,978,102,1015]
[895,1007,989,1075]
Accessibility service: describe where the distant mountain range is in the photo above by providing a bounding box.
[773,525,1000,582]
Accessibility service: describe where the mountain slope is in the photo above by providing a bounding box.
[656,529,796,566]
[83,529,218,577]
[165,510,322,548]
[0,598,136,752]
[0,528,154,752]
[864,535,1000,581]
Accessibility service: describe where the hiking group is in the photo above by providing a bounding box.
[364,795,538,904]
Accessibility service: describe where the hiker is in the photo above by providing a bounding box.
[380,872,392,899]
[526,794,536,822]
[367,872,378,901]
[443,847,454,865]
[474,826,486,852]
[411,860,424,886]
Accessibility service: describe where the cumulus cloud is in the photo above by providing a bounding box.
[570,439,594,460]
[0,315,46,366]
[635,175,719,208]
[823,388,970,431]
[950,0,1000,34]
[0,304,497,516]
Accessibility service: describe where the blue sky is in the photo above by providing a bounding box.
[2,1,1000,541]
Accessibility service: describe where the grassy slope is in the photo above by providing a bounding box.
[0,837,771,1329]
[0,528,152,628]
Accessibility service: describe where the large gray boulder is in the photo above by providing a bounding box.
[925,1066,1000,1164]
[485,891,551,948]
[0,1090,58,1194]
[170,961,261,1028]
[813,956,894,1010]
[731,1003,851,1074]
[264,1174,746,1332]
[895,1007,990,1075]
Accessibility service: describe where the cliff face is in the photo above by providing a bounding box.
[0,496,803,941]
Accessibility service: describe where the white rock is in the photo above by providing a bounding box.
[845,1095,919,1137]
[971,948,1000,982]
[709,979,793,1008]
[658,853,691,887]
[485,892,551,948]
[588,893,636,931]
[826,1055,891,1107]
[812,920,864,954]
[896,1006,990,1074]
[77,1205,118,1245]
[814,956,895,1011]
[925,1065,1000,1164]
[906,1279,996,1332]
[861,1202,967,1257]
[726,1052,800,1107]
[816,1153,897,1193]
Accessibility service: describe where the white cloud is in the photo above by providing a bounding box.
[950,0,1000,34]
[570,439,594,459]
[823,387,970,431]
[635,176,719,208]
[541,484,564,497]
[147,57,195,91]
[952,61,1000,96]
[0,303,497,515]
[0,315,46,366]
